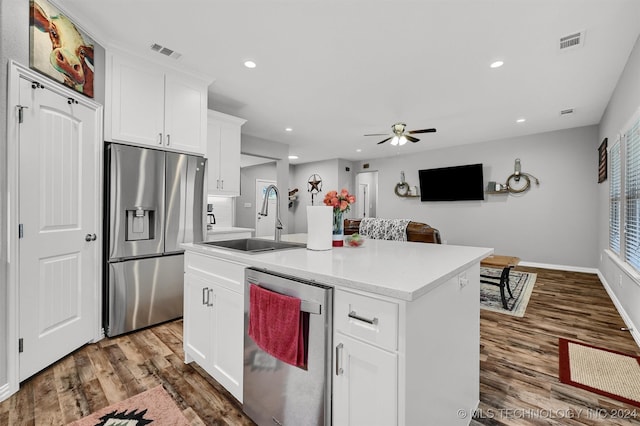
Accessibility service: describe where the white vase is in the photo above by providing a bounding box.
[306,206,333,250]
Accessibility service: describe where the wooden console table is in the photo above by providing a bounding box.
[480,255,520,309]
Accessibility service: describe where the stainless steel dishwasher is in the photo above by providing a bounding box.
[244,267,333,426]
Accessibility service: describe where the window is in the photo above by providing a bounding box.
[609,109,640,273]
[626,121,640,270]
[610,139,621,254]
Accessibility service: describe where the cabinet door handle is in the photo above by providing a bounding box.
[208,289,214,307]
[216,179,220,189]
[166,134,170,146]
[158,133,163,145]
[202,287,209,305]
[335,343,344,376]
[220,179,224,189]
[348,310,378,325]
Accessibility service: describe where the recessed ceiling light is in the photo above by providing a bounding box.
[356,149,362,153]
[490,60,504,69]
[516,118,526,123]
[288,155,299,160]
[244,60,257,69]
[285,127,293,132]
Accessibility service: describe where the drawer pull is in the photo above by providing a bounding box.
[335,343,344,376]
[348,310,378,325]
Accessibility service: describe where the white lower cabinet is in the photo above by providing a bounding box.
[184,252,246,402]
[333,332,398,426]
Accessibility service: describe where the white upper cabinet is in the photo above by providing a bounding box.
[106,52,208,155]
[207,110,246,196]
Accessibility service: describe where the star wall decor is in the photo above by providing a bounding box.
[307,174,322,205]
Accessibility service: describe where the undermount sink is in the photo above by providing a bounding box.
[197,238,305,254]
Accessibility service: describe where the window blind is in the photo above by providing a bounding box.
[610,139,621,253]
[626,121,640,269]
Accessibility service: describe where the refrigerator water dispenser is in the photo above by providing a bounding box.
[126,207,154,241]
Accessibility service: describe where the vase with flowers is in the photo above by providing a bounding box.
[323,188,355,247]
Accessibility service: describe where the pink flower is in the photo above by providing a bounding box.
[323,188,356,214]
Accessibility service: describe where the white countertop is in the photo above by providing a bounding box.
[206,226,254,235]
[183,235,492,301]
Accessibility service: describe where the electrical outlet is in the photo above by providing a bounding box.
[458,272,468,290]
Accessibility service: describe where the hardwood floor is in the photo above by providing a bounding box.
[1,267,639,425]
[472,267,640,426]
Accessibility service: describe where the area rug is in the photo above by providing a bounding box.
[68,385,190,426]
[559,338,640,408]
[479,267,536,317]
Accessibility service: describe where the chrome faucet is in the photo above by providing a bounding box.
[259,184,283,242]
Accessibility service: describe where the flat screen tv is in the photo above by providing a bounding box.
[419,163,484,201]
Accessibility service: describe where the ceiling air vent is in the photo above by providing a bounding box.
[559,31,585,51]
[150,43,182,60]
[560,108,575,116]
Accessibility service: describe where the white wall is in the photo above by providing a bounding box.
[240,135,290,230]
[289,159,355,234]
[355,125,600,268]
[235,162,277,229]
[597,34,640,346]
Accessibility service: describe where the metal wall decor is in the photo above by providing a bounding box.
[307,174,322,205]
[394,171,419,198]
[487,158,540,195]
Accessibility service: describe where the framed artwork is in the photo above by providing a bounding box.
[29,0,95,98]
[598,138,608,183]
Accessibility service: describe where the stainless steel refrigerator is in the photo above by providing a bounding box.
[104,143,206,337]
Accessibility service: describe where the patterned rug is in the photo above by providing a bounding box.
[68,385,189,426]
[559,338,640,408]
[480,267,536,317]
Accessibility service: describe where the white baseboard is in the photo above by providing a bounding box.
[597,270,640,349]
[519,261,598,274]
[0,381,18,404]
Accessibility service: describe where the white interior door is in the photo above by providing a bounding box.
[357,183,369,218]
[255,179,277,237]
[18,77,99,381]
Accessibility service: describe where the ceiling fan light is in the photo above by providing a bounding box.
[398,136,408,146]
[390,136,399,146]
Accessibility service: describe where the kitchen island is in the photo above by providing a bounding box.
[182,237,492,426]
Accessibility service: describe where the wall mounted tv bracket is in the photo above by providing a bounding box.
[487,158,540,194]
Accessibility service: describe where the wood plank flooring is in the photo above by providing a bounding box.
[1,267,639,425]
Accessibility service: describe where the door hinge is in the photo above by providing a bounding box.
[16,105,28,124]
[18,338,23,353]
[18,223,24,239]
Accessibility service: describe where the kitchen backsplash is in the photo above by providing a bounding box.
[208,196,234,227]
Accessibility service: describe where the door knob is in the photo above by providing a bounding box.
[85,233,97,241]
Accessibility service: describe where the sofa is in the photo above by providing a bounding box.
[344,218,442,244]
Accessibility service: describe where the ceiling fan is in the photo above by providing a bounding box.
[365,122,436,145]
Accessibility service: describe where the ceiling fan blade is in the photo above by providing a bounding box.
[405,135,420,143]
[407,128,437,134]
[364,133,389,136]
[377,137,393,145]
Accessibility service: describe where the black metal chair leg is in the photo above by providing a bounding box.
[498,279,508,309]
[501,266,514,298]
